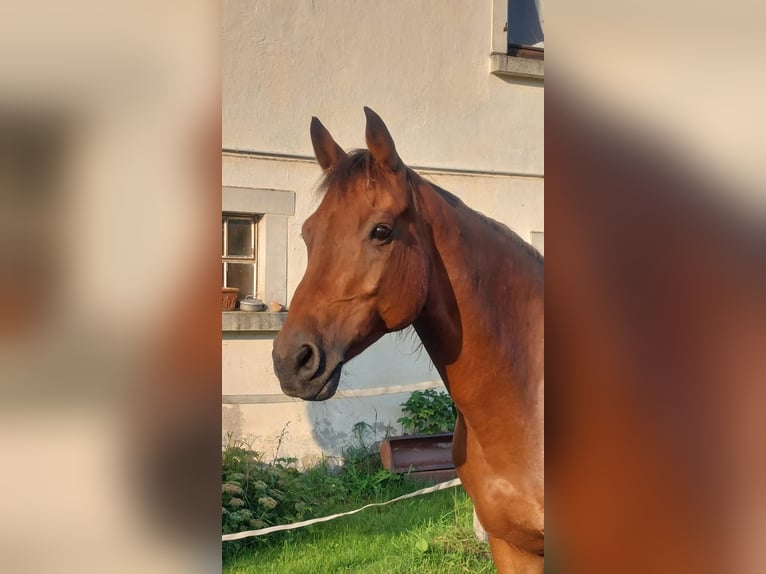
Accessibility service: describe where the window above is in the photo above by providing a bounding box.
[491,0,544,80]
[507,0,544,51]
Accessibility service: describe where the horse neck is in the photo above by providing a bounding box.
[411,177,544,409]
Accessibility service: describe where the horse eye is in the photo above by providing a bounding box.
[370,224,392,242]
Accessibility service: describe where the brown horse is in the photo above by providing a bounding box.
[272,108,544,573]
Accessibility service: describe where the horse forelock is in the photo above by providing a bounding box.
[316,150,417,202]
[317,149,377,198]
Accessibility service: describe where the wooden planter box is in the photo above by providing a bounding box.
[222,287,239,311]
[379,432,456,483]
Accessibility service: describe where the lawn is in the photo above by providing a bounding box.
[223,487,496,574]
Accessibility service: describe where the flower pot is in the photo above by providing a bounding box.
[222,287,239,311]
[379,432,456,483]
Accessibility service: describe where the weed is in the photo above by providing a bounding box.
[397,389,456,435]
[223,428,413,559]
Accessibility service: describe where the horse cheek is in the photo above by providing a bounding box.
[380,248,428,331]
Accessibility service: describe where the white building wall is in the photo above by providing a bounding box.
[222,0,543,463]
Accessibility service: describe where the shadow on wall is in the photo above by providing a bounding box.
[222,405,245,444]
[304,328,441,460]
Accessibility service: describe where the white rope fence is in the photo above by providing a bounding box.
[222,478,462,542]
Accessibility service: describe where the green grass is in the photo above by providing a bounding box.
[223,487,496,574]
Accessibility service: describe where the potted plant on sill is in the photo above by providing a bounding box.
[222,286,239,311]
[379,388,457,483]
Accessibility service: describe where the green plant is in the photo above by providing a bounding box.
[397,389,456,435]
[222,435,334,560]
[222,429,409,560]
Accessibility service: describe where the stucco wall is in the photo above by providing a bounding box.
[222,0,543,463]
[222,0,543,175]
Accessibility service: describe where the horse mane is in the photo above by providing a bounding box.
[423,177,545,268]
[317,149,544,267]
[317,149,375,197]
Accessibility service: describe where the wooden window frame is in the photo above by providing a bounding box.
[222,213,260,297]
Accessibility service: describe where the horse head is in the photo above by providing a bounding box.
[272,108,432,400]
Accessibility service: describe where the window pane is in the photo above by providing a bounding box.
[508,0,544,48]
[226,218,253,257]
[226,263,254,298]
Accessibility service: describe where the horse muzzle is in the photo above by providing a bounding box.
[272,334,343,401]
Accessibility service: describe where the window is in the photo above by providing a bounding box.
[222,213,260,300]
[507,0,544,53]
[490,0,544,78]
[220,184,294,321]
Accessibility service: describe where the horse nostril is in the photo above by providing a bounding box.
[295,344,312,369]
[294,343,321,380]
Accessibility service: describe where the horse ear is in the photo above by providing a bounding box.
[364,107,401,172]
[310,117,347,171]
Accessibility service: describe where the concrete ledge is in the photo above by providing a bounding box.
[222,311,287,332]
[490,53,544,80]
[222,186,295,215]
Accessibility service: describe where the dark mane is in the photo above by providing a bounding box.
[317,150,544,266]
[414,174,545,268]
[317,149,376,197]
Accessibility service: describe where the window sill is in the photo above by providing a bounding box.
[490,52,544,81]
[222,311,287,332]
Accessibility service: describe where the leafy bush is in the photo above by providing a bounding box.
[222,433,408,558]
[397,389,456,435]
